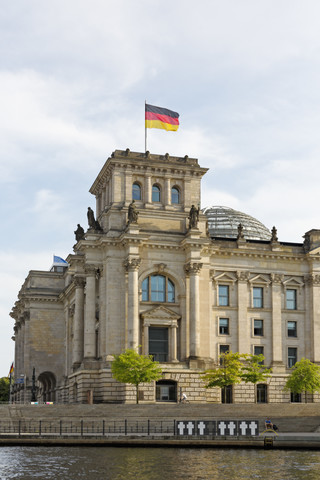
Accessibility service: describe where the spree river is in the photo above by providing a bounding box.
[0,447,320,480]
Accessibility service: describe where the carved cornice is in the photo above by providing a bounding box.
[123,257,141,272]
[270,273,284,284]
[184,262,203,275]
[236,271,250,282]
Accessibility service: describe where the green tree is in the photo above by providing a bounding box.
[111,349,163,404]
[201,352,243,400]
[0,377,10,402]
[240,354,272,402]
[284,358,320,403]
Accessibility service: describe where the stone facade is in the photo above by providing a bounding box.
[10,149,320,404]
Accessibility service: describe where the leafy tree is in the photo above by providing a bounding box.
[240,354,272,402]
[201,352,243,399]
[111,349,162,404]
[284,358,320,403]
[0,377,10,402]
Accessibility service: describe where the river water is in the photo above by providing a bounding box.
[0,446,320,480]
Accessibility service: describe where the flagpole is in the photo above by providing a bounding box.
[145,100,147,152]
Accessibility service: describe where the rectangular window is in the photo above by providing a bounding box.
[254,319,263,336]
[218,285,229,306]
[219,318,229,335]
[254,346,264,364]
[286,289,297,310]
[149,327,168,362]
[288,347,297,368]
[253,287,263,308]
[219,344,229,365]
[287,321,297,338]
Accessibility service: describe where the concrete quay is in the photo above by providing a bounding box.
[1,403,320,448]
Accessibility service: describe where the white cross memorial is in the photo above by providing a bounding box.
[186,421,195,435]
[197,421,206,435]
[249,421,258,436]
[218,421,227,435]
[228,421,236,436]
[239,421,248,435]
[177,422,185,435]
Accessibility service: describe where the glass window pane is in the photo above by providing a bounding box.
[167,279,175,302]
[254,319,263,336]
[149,327,168,362]
[152,185,160,202]
[219,318,229,335]
[142,277,149,301]
[286,289,297,310]
[288,347,297,368]
[287,321,297,337]
[132,183,141,200]
[219,285,229,306]
[253,287,263,308]
[171,187,179,204]
[151,275,165,302]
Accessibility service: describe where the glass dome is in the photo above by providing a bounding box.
[203,206,271,241]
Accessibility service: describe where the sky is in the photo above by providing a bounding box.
[1,0,320,377]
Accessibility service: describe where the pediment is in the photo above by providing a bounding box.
[283,277,304,288]
[141,305,180,321]
[249,274,270,285]
[212,272,237,284]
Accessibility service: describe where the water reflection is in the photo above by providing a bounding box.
[1,447,320,480]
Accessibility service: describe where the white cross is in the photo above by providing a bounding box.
[249,421,258,435]
[186,421,195,435]
[218,421,227,435]
[228,421,236,436]
[239,421,247,435]
[177,422,185,435]
[197,421,206,435]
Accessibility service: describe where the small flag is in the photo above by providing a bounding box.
[145,103,179,131]
[8,363,14,377]
[53,255,68,264]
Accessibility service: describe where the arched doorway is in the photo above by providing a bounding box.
[38,371,56,402]
[156,380,177,402]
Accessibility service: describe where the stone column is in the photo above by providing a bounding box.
[307,274,320,363]
[170,323,178,362]
[124,258,141,349]
[185,262,202,358]
[165,176,171,206]
[143,321,149,355]
[237,271,249,353]
[271,274,284,370]
[145,174,152,204]
[72,277,85,368]
[84,266,96,359]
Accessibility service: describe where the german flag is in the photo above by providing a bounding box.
[145,104,179,131]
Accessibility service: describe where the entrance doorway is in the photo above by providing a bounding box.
[156,380,177,402]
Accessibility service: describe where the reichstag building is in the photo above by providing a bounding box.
[10,149,320,404]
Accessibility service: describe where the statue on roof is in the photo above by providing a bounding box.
[188,204,200,229]
[128,200,139,224]
[74,224,85,242]
[87,207,96,229]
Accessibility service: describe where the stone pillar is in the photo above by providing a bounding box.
[170,324,178,362]
[145,174,152,204]
[84,266,96,359]
[307,274,320,363]
[143,322,149,355]
[165,176,171,205]
[124,258,141,349]
[185,262,202,358]
[237,271,249,353]
[72,277,85,368]
[271,274,284,370]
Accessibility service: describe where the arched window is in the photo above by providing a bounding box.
[171,186,180,204]
[152,184,161,202]
[132,182,141,201]
[142,275,175,302]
